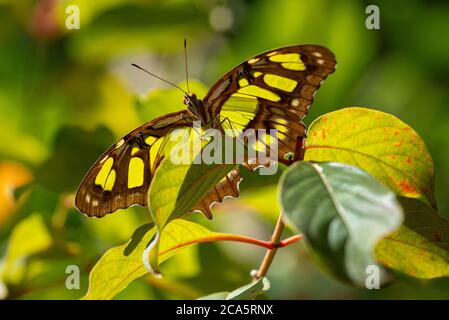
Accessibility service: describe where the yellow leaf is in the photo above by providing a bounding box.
[305,107,435,207]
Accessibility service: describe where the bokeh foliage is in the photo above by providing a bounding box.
[1,0,449,299]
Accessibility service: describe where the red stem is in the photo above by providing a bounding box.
[158,233,303,256]
[278,234,303,247]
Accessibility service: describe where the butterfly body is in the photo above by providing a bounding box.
[76,44,336,218]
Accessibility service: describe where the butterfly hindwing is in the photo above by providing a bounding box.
[191,166,242,219]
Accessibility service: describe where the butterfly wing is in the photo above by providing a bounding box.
[203,44,336,162]
[75,111,193,217]
[193,45,336,217]
[191,166,242,219]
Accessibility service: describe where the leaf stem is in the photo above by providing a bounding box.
[158,230,302,257]
[278,234,303,247]
[253,211,286,279]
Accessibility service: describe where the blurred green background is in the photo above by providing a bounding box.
[0,0,449,299]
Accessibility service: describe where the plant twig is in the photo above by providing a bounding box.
[278,234,303,247]
[158,232,302,256]
[253,211,286,279]
[251,138,305,280]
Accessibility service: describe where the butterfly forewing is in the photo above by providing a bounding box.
[204,45,336,162]
[75,111,193,217]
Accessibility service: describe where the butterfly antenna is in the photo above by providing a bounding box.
[131,63,187,94]
[184,38,190,94]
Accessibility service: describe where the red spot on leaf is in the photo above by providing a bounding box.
[398,181,417,194]
[406,158,412,164]
[321,128,326,140]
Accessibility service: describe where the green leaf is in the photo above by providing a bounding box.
[149,159,235,228]
[280,161,403,286]
[197,277,270,300]
[160,246,201,279]
[146,131,236,273]
[227,277,270,300]
[84,219,255,300]
[305,107,435,208]
[0,213,52,285]
[82,223,155,300]
[376,198,449,279]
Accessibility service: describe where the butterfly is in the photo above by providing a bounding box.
[75,44,336,219]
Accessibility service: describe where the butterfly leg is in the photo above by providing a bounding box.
[191,126,205,141]
[217,116,258,165]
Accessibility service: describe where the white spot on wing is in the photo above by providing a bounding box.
[115,139,125,149]
[248,57,260,64]
[291,98,299,107]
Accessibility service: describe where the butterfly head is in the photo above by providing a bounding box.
[184,92,197,105]
[184,93,203,118]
